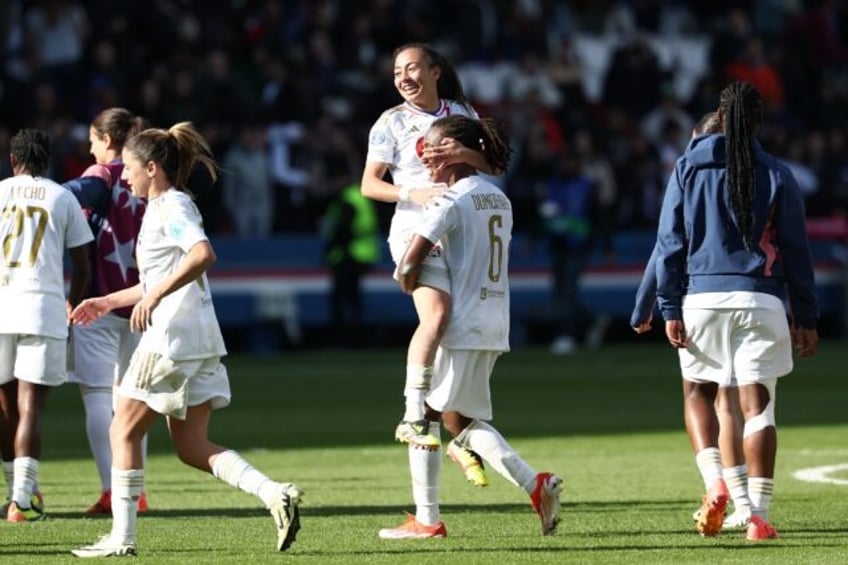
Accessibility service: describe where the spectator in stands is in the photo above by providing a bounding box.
[322,181,380,346]
[540,148,610,354]
[222,122,273,237]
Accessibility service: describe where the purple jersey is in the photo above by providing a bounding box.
[64,161,146,318]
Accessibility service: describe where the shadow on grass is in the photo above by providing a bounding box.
[40,498,697,521]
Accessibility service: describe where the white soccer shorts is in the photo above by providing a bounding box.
[67,313,140,387]
[118,351,231,419]
[426,348,500,421]
[679,306,792,387]
[388,226,450,294]
[0,334,67,386]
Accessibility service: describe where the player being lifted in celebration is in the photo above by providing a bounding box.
[0,129,93,522]
[362,42,502,487]
[379,115,563,539]
[70,122,302,558]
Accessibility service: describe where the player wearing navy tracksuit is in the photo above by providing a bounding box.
[655,134,817,328]
[653,82,818,541]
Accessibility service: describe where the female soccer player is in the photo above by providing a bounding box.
[379,115,562,539]
[70,123,302,557]
[654,81,819,540]
[63,107,150,515]
[0,129,92,523]
[631,111,753,530]
[361,43,498,486]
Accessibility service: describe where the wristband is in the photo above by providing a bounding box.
[398,186,411,202]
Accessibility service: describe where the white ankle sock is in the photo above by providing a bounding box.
[695,447,723,489]
[211,450,277,506]
[111,468,144,544]
[81,385,114,491]
[410,422,441,525]
[458,420,536,491]
[403,365,431,422]
[11,457,39,507]
[723,465,751,513]
[748,477,774,520]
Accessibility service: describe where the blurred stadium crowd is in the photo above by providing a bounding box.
[1,0,846,239]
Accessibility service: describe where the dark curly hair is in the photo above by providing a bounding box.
[10,129,50,176]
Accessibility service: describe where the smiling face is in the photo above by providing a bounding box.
[393,47,440,111]
[120,148,152,198]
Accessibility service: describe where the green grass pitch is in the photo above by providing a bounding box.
[1,341,846,563]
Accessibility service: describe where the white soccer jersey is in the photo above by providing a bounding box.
[0,174,93,338]
[366,99,478,238]
[135,189,226,360]
[416,176,512,351]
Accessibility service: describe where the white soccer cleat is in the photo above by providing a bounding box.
[72,535,137,558]
[269,483,303,552]
[530,472,563,535]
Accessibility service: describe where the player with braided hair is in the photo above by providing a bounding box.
[0,129,93,522]
[379,115,562,540]
[362,42,500,487]
[655,81,819,540]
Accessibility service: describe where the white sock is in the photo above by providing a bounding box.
[695,447,723,490]
[458,420,536,491]
[2,460,12,500]
[409,422,441,525]
[211,450,278,507]
[81,385,113,491]
[111,468,144,544]
[723,465,751,513]
[403,365,431,422]
[748,477,774,520]
[12,457,38,507]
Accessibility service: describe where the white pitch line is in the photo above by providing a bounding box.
[793,463,848,486]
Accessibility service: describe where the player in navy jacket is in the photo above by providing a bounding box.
[654,81,818,541]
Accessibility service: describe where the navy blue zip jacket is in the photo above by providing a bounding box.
[655,134,818,329]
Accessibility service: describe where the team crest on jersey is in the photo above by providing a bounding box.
[370,130,387,145]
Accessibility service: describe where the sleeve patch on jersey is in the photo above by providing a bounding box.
[369,130,387,145]
[167,219,187,242]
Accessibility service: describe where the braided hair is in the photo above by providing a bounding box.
[393,43,473,113]
[719,81,763,250]
[431,115,512,173]
[10,129,50,176]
